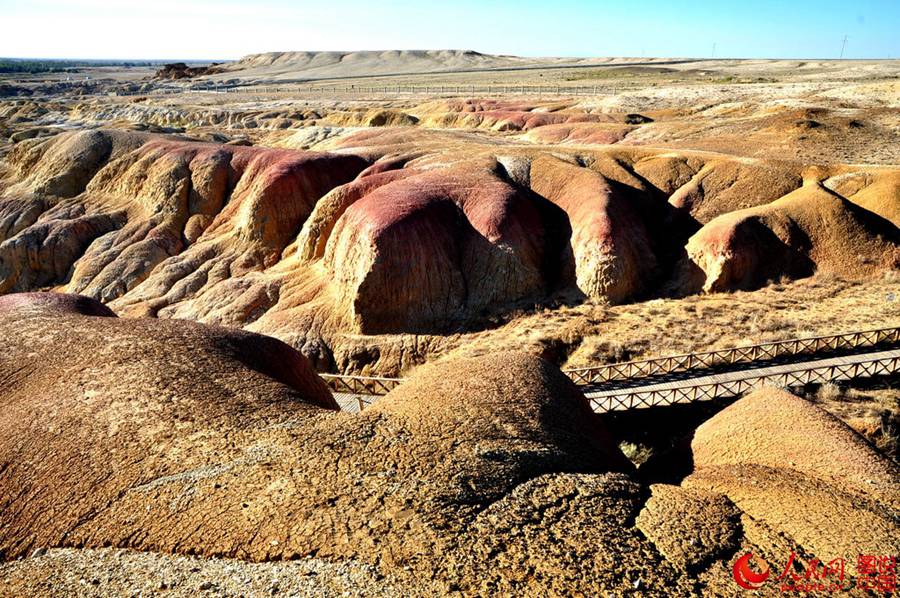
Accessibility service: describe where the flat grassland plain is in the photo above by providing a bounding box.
[0,52,897,596]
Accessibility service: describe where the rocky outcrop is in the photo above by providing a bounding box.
[0,130,368,305]
[4,129,150,198]
[0,128,897,351]
[154,62,223,80]
[101,139,365,310]
[689,386,899,506]
[0,292,337,559]
[621,387,900,591]
[264,150,671,334]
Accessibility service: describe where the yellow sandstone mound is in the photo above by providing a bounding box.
[684,387,900,564]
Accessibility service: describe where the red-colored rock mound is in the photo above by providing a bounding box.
[320,157,573,332]
[529,154,658,301]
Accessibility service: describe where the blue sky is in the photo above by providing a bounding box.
[1,0,897,60]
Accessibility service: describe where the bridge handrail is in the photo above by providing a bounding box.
[588,352,900,413]
[317,326,900,397]
[320,373,406,395]
[563,325,900,384]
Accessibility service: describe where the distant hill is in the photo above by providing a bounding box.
[214,50,672,81]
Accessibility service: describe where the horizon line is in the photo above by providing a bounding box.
[2,50,898,63]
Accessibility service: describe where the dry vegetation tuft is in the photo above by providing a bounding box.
[800,379,899,461]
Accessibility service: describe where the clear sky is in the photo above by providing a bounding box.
[1,0,898,61]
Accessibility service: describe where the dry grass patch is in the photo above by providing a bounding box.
[365,273,898,378]
[801,378,899,462]
[566,274,899,367]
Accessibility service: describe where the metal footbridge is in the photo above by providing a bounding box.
[321,327,900,413]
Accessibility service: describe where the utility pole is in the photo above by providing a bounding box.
[840,34,848,59]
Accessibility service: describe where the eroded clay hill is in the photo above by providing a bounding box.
[0,293,896,595]
[676,182,900,293]
[0,124,897,356]
[0,129,367,299]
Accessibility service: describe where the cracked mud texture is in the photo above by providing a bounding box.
[636,485,743,572]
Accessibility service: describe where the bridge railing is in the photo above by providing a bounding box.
[316,326,900,410]
[563,326,900,385]
[319,373,405,396]
[587,353,900,413]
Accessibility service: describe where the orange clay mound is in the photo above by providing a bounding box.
[826,168,900,226]
[632,154,803,223]
[635,485,743,572]
[369,352,634,472]
[675,182,900,293]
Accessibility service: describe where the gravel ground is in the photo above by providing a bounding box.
[0,548,415,597]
